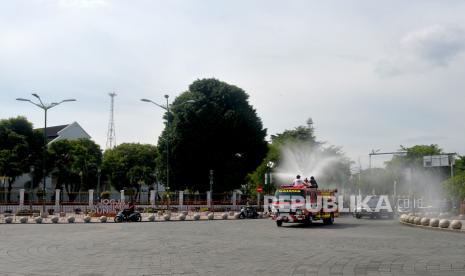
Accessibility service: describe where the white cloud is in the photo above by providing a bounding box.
[57,0,108,8]
[2,1,465,169]
[374,59,402,77]
[401,25,465,66]
[375,25,465,77]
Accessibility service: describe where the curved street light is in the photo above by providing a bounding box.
[141,95,170,193]
[140,96,196,194]
[16,93,76,213]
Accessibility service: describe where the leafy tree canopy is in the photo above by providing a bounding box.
[443,174,465,202]
[103,143,157,193]
[454,155,465,175]
[386,144,442,169]
[0,117,39,201]
[442,155,465,202]
[157,78,268,192]
[249,119,350,193]
[48,139,102,201]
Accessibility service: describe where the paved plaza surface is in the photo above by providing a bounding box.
[1,217,465,276]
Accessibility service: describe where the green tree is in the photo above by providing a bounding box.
[102,143,157,200]
[442,155,465,208]
[0,117,38,202]
[443,174,465,206]
[48,139,102,202]
[454,155,465,175]
[270,118,319,147]
[157,78,268,192]
[387,144,442,169]
[249,119,350,193]
[385,144,446,195]
[351,168,397,195]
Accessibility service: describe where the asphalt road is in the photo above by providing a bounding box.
[0,216,464,276]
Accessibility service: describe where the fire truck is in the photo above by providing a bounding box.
[271,184,339,227]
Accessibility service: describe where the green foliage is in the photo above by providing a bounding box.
[102,143,157,194]
[100,191,111,199]
[16,209,40,216]
[270,119,319,147]
[249,119,350,194]
[0,117,34,177]
[384,144,449,195]
[36,188,45,198]
[247,143,280,194]
[48,139,102,201]
[386,144,442,169]
[350,168,397,195]
[0,117,39,201]
[157,78,268,192]
[454,155,465,175]
[443,173,465,201]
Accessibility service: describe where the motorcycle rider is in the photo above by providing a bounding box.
[123,201,135,218]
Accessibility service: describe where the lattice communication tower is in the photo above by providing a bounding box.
[106,92,117,149]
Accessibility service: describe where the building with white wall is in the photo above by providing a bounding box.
[11,122,92,192]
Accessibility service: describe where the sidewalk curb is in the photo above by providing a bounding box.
[1,215,270,224]
[400,221,465,234]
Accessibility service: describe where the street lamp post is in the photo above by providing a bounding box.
[16,94,76,214]
[165,95,170,192]
[141,97,197,210]
[266,161,275,194]
[209,169,214,211]
[151,172,158,209]
[141,96,171,191]
[79,171,83,204]
[97,168,101,198]
[29,166,34,210]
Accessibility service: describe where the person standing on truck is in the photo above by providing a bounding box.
[304,177,311,188]
[293,175,304,186]
[309,176,318,188]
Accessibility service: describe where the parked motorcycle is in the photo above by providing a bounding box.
[239,206,259,219]
[114,209,142,222]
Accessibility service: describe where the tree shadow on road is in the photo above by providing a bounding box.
[282,221,362,229]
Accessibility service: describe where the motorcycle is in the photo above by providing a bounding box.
[114,209,142,222]
[239,206,259,219]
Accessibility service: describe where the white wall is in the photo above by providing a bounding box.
[52,122,91,142]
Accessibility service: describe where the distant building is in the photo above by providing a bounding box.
[12,122,92,192]
[36,122,91,144]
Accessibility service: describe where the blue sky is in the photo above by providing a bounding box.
[1,0,465,168]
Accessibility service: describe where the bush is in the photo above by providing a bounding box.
[16,209,40,216]
[100,191,111,199]
[36,189,45,198]
[144,207,156,213]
